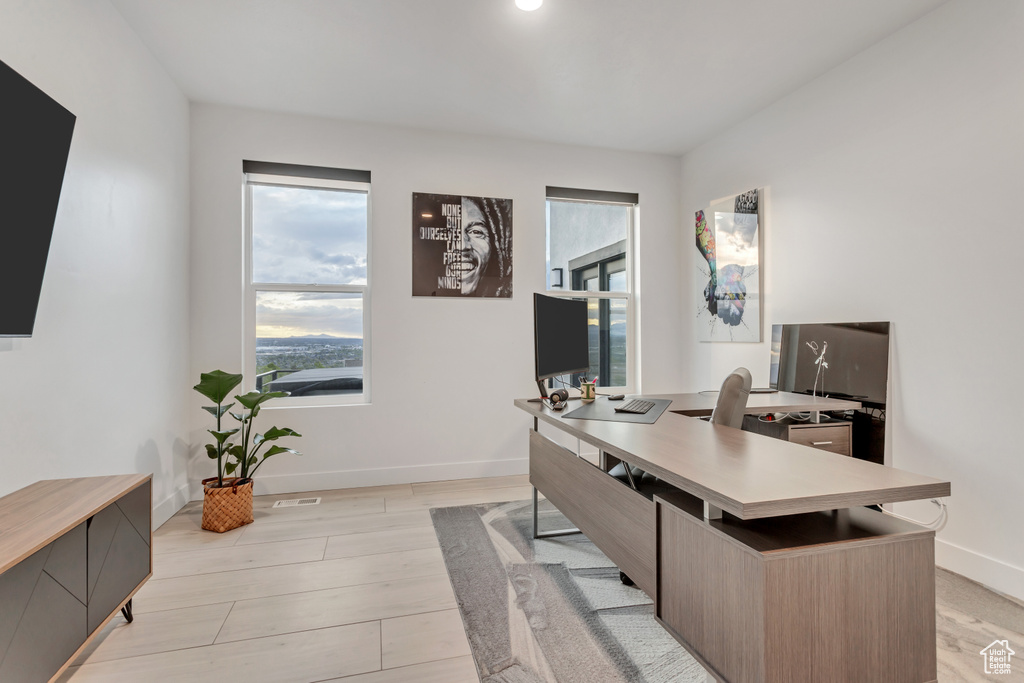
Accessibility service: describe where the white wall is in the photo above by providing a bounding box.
[189,104,681,496]
[678,0,1024,598]
[0,1,191,526]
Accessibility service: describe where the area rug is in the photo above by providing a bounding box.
[430,499,706,683]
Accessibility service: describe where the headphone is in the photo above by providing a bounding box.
[548,388,569,409]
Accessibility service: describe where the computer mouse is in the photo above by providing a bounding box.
[608,394,625,400]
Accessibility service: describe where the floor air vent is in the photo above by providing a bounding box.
[272,497,322,508]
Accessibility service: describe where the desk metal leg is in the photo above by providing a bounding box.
[532,487,581,539]
[622,464,639,491]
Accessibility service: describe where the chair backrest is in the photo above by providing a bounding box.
[710,367,752,429]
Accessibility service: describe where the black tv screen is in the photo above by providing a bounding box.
[534,293,590,381]
[775,322,890,408]
[0,58,76,337]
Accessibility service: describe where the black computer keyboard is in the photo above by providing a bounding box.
[614,399,655,414]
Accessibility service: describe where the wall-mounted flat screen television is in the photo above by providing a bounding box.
[0,58,76,337]
[775,321,890,408]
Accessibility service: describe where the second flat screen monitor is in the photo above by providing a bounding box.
[534,293,590,381]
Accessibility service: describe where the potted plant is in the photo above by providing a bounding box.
[194,370,302,533]
[225,390,302,482]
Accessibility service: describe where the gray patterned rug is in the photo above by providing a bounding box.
[430,499,706,683]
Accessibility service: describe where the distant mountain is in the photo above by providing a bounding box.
[257,335,362,347]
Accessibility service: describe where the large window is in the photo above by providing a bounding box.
[244,161,371,404]
[546,186,637,392]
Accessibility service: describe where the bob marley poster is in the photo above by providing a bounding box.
[412,193,513,298]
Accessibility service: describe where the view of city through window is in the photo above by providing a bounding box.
[249,181,369,397]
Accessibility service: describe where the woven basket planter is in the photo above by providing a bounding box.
[201,477,254,533]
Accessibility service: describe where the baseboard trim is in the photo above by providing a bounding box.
[153,482,191,528]
[936,538,1024,601]
[187,458,530,501]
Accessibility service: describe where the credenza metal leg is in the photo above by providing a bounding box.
[703,501,723,520]
[120,599,133,623]
[532,487,581,539]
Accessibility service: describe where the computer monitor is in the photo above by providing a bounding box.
[775,321,890,408]
[768,324,783,389]
[533,293,589,398]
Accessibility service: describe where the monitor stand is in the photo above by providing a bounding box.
[526,380,549,403]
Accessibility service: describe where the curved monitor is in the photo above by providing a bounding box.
[775,321,890,408]
[533,293,589,381]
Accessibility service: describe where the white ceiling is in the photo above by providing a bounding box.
[110,0,947,155]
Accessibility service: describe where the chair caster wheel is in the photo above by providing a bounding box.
[619,571,634,586]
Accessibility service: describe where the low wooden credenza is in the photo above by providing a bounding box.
[0,474,152,682]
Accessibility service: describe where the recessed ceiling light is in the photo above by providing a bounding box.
[516,0,543,11]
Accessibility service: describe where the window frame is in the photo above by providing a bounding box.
[544,195,637,395]
[243,171,372,407]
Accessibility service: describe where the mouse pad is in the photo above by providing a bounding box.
[562,397,671,424]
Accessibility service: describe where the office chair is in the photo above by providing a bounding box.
[709,366,752,428]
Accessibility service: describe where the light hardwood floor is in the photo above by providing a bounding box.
[58,475,1022,682]
[59,475,533,683]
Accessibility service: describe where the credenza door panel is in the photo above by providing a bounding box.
[0,524,88,683]
[87,482,151,633]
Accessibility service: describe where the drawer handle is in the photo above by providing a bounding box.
[812,441,833,446]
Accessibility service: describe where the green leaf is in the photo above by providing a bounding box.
[260,426,302,442]
[205,444,219,459]
[202,403,235,418]
[235,390,287,410]
[264,445,301,458]
[209,428,239,444]
[229,411,247,423]
[193,370,243,404]
[226,444,245,460]
[248,455,258,468]
[225,461,238,474]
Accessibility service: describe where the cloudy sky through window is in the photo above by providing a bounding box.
[252,184,367,338]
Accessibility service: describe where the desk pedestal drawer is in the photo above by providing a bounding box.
[529,430,655,597]
[788,423,851,455]
[655,494,937,683]
[743,416,852,457]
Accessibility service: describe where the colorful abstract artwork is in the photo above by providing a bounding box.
[695,188,761,342]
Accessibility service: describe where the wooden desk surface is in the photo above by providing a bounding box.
[515,394,949,520]
[0,474,151,574]
[664,390,862,416]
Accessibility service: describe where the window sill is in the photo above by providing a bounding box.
[260,393,370,409]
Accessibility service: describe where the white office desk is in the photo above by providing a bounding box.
[515,393,949,683]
